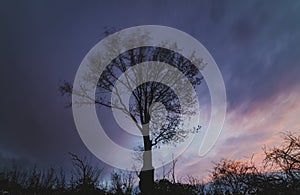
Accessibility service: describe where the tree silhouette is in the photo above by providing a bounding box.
[264,131,300,191]
[60,30,203,194]
[69,152,103,194]
[110,170,136,195]
[210,158,259,194]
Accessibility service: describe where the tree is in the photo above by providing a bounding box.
[54,167,67,193]
[41,168,57,192]
[27,165,42,194]
[181,175,205,195]
[69,153,103,194]
[264,131,300,191]
[110,170,136,195]
[60,30,203,194]
[2,164,28,193]
[210,158,259,195]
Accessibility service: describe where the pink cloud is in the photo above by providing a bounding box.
[176,86,300,180]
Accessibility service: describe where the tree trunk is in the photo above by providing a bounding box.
[138,135,154,195]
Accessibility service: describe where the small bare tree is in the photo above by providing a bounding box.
[110,170,136,195]
[55,167,67,193]
[69,152,103,194]
[40,167,56,193]
[264,131,300,190]
[27,165,42,193]
[182,175,205,195]
[210,158,259,195]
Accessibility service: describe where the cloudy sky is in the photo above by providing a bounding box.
[1,0,300,180]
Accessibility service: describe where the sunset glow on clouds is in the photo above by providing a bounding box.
[177,85,300,179]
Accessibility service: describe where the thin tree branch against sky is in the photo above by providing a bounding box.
[1,0,300,185]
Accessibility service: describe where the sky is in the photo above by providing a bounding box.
[1,0,300,180]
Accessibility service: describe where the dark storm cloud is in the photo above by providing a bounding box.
[204,0,300,112]
[0,0,300,178]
